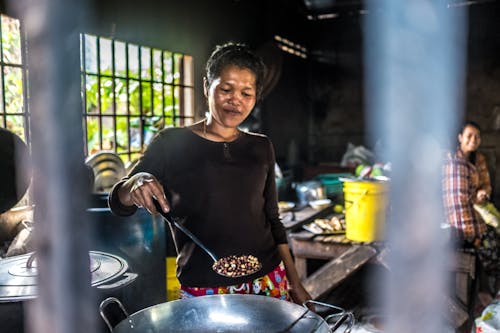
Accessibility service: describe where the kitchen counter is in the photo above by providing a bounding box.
[289,231,381,299]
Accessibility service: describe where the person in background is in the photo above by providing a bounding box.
[108,41,312,306]
[442,120,499,305]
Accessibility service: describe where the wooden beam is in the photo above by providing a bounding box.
[289,235,352,260]
[369,246,390,271]
[451,252,475,278]
[303,245,377,300]
[295,257,307,281]
[443,294,469,328]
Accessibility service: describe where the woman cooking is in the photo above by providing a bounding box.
[442,120,499,304]
[108,42,311,305]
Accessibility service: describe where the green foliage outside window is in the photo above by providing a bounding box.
[0,14,27,142]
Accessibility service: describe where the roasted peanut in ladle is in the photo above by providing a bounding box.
[212,255,261,277]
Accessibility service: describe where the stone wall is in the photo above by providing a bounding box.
[465,3,500,202]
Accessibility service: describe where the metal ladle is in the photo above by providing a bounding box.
[152,200,261,278]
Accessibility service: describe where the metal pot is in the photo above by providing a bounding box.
[0,251,137,332]
[0,251,136,302]
[100,294,354,333]
[294,181,327,205]
[87,205,168,313]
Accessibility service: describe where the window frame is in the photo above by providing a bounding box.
[0,14,30,144]
[80,34,195,164]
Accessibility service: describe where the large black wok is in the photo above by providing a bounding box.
[101,294,354,333]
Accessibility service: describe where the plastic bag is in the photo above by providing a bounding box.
[340,143,375,168]
[475,299,500,332]
[474,202,500,233]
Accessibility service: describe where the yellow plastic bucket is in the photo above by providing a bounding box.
[343,180,389,242]
[166,257,180,301]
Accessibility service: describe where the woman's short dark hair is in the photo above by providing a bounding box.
[204,42,266,100]
[461,120,481,133]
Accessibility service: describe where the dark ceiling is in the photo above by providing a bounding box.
[272,0,500,65]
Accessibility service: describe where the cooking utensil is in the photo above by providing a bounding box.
[278,201,295,213]
[100,294,354,333]
[85,151,126,193]
[309,199,332,210]
[152,199,261,278]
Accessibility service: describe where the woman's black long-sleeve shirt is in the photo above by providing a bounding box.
[108,127,288,287]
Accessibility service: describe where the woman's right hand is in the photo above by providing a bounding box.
[476,189,489,204]
[117,172,170,214]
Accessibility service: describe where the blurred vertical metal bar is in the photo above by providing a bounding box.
[364,1,467,332]
[9,0,95,332]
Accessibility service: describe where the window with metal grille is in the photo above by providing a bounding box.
[0,14,29,143]
[80,34,195,165]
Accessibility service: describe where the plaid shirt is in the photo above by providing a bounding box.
[442,149,491,241]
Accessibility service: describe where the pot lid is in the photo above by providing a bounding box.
[0,251,129,302]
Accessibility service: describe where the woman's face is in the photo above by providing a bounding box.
[459,125,481,154]
[205,64,257,129]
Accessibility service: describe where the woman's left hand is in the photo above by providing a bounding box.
[289,282,314,310]
[277,244,315,310]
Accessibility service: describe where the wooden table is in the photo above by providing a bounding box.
[288,231,381,300]
[288,231,470,329]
